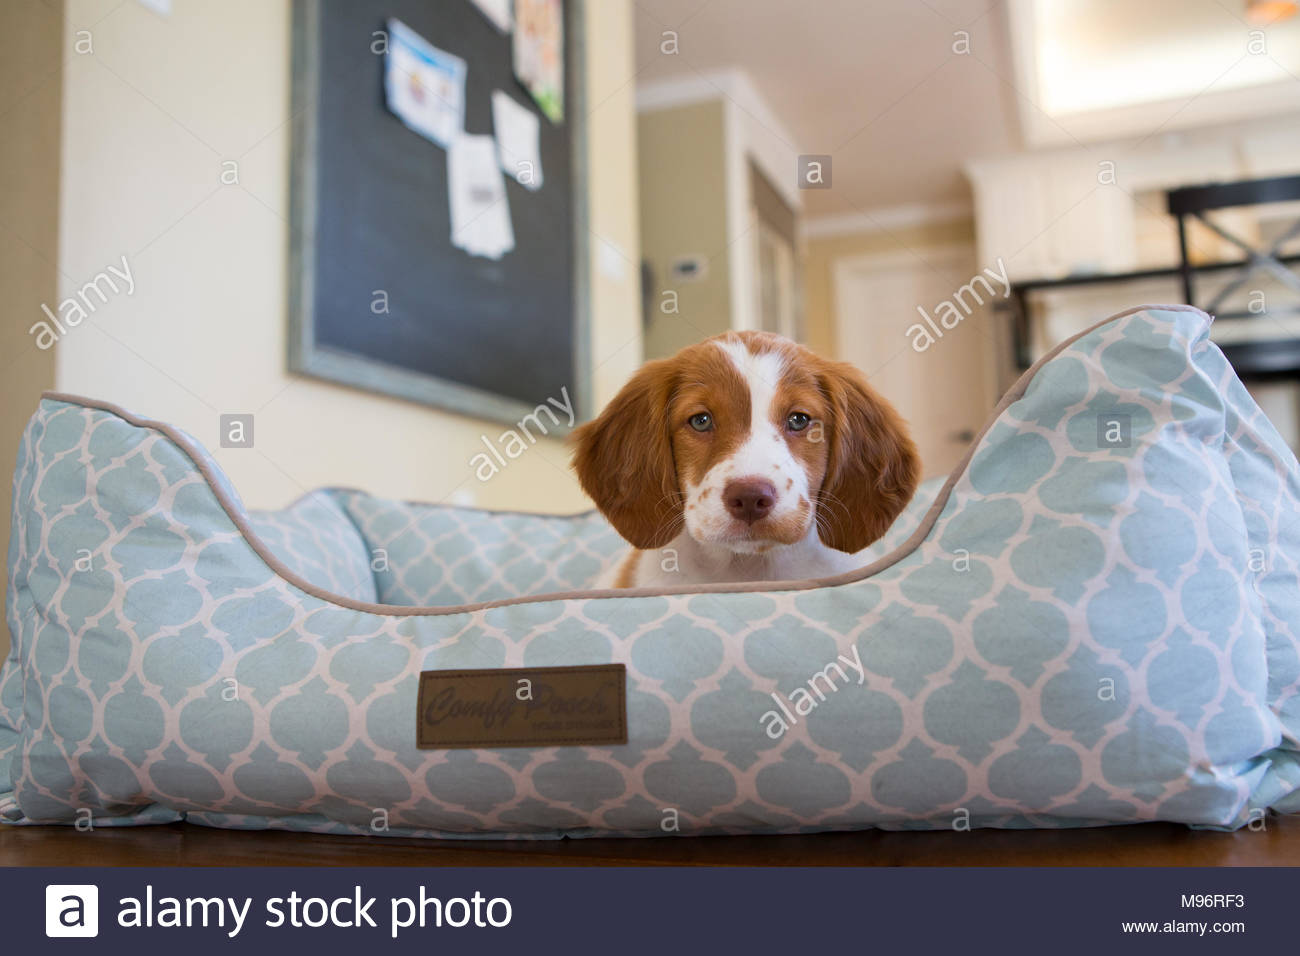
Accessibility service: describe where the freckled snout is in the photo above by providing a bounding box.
[723,478,777,525]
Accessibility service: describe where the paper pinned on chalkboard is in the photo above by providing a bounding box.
[513,0,564,123]
[448,133,516,261]
[491,90,543,191]
[470,0,513,33]
[383,18,466,150]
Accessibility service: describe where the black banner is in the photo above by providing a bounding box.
[8,866,1288,952]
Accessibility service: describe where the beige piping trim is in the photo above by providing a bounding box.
[40,304,1208,617]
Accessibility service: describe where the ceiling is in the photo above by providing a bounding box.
[632,0,1300,219]
[632,0,1021,218]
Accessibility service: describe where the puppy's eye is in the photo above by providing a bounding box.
[786,412,812,432]
[687,412,713,432]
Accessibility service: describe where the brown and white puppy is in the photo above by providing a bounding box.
[571,330,920,588]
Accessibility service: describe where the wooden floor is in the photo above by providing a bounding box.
[3,816,1299,866]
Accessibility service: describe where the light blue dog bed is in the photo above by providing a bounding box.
[3,305,1299,838]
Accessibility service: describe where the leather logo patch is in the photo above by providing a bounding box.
[416,664,627,749]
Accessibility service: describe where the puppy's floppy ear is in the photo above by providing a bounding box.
[815,359,920,554]
[570,359,681,549]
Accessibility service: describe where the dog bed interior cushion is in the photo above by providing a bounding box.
[2,305,1298,838]
[246,491,378,604]
[299,478,946,609]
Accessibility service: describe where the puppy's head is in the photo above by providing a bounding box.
[570,331,920,556]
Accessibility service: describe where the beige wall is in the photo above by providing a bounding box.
[637,101,731,359]
[50,0,640,529]
[802,218,977,359]
[1,0,63,662]
[584,0,643,407]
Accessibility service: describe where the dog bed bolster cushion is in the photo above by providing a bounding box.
[246,491,378,604]
[321,477,946,609]
[2,304,1298,836]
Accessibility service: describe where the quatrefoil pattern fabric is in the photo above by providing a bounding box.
[333,492,629,607]
[2,305,1299,840]
[322,478,945,609]
[246,492,378,604]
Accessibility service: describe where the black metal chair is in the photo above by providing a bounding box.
[1167,174,1300,381]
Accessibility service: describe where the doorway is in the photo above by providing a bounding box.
[833,245,998,477]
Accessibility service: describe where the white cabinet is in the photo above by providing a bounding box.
[966,120,1300,284]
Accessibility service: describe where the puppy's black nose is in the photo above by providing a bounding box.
[723,479,776,524]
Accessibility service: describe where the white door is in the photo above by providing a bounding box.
[833,246,996,478]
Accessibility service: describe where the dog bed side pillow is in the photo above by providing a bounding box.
[247,492,378,604]
[321,477,947,608]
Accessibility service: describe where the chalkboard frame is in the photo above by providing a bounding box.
[287,0,591,429]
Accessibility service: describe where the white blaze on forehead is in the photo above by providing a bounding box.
[709,338,804,489]
[713,338,785,437]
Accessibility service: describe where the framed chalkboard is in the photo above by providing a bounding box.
[288,0,589,427]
